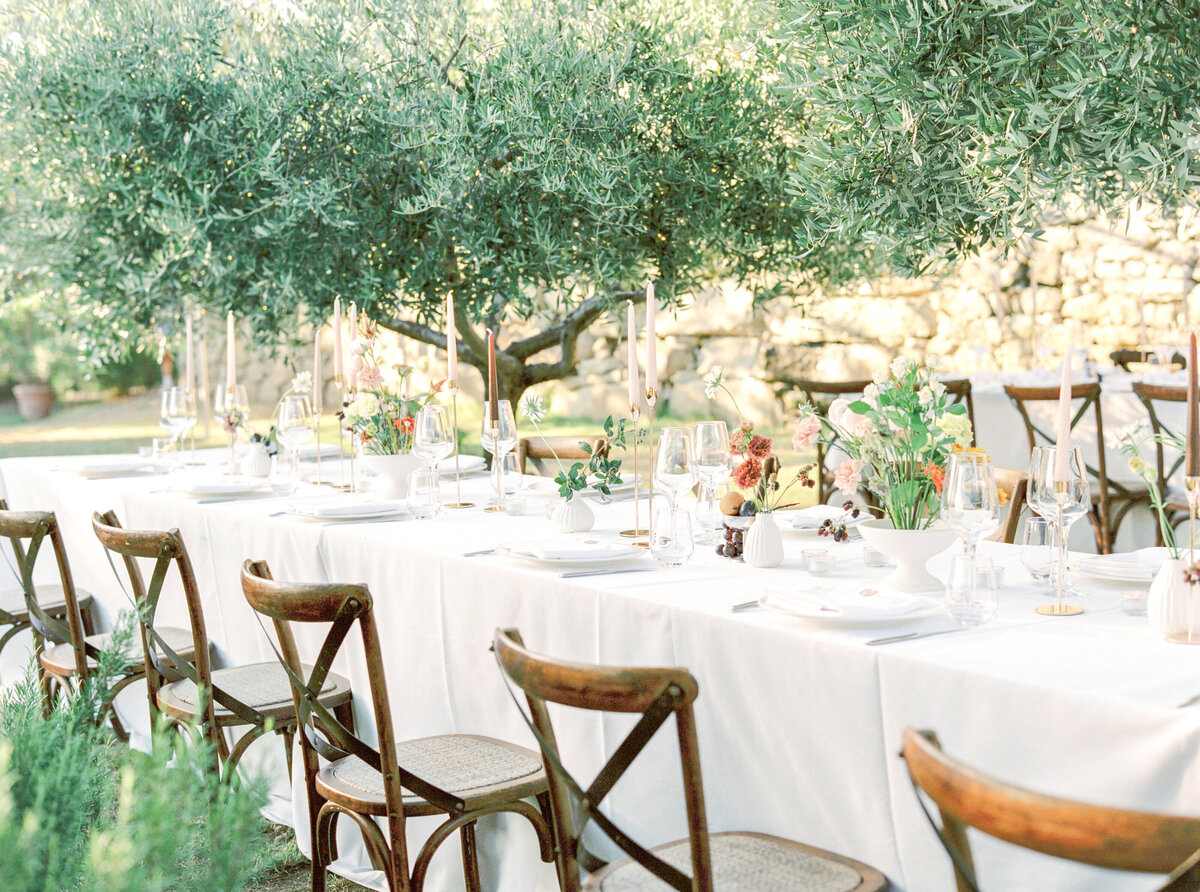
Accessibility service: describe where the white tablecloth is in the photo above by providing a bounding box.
[3,454,1200,892]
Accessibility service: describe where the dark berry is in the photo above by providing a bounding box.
[715,544,726,556]
[723,544,737,558]
[739,501,758,517]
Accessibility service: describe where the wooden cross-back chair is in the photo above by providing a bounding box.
[987,468,1029,546]
[0,500,97,676]
[241,561,554,892]
[900,727,1200,892]
[1003,381,1149,553]
[519,437,607,476]
[493,627,889,892]
[92,510,352,782]
[1132,381,1191,543]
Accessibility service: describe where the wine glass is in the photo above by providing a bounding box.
[481,400,517,509]
[654,427,696,513]
[941,453,1001,620]
[277,394,316,479]
[1028,445,1091,614]
[159,387,197,470]
[212,384,250,474]
[413,405,454,474]
[693,421,732,544]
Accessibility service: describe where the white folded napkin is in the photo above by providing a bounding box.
[1074,556,1154,582]
[75,458,146,473]
[296,443,342,460]
[179,478,262,495]
[499,538,635,561]
[288,497,400,517]
[766,581,929,619]
[438,455,486,475]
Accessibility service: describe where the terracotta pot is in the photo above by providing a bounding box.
[12,382,55,421]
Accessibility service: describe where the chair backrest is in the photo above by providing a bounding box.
[91,510,223,734]
[0,501,89,679]
[241,559,471,871]
[900,727,1200,892]
[518,436,606,476]
[1002,382,1116,551]
[493,627,707,892]
[988,467,1028,545]
[1132,382,1188,499]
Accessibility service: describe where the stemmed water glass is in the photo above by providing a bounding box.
[159,387,197,470]
[1028,444,1091,615]
[414,405,453,513]
[693,421,731,543]
[940,452,1001,624]
[654,427,696,513]
[481,401,517,510]
[212,384,250,474]
[277,394,316,480]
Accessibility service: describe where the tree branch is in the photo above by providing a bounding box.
[508,289,643,360]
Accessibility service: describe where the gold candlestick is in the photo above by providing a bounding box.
[445,383,474,509]
[1036,479,1083,616]
[620,403,649,541]
[645,386,657,537]
[313,411,325,486]
[484,424,505,512]
[335,380,353,492]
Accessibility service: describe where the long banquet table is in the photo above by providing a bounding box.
[4,453,1200,892]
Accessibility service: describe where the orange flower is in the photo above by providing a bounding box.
[924,462,945,494]
[400,416,415,435]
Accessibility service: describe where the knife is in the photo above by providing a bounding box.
[865,628,966,646]
[559,567,655,579]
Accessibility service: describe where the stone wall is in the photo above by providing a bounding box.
[227,204,1200,424]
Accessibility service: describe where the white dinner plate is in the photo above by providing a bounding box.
[173,478,265,497]
[759,588,944,628]
[494,541,643,566]
[439,455,486,476]
[285,497,405,521]
[69,458,153,478]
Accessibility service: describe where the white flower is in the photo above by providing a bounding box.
[520,392,547,424]
[871,370,888,387]
[289,371,313,395]
[890,356,913,378]
[927,353,942,369]
[853,418,877,440]
[1108,420,1151,451]
[829,398,869,432]
[353,391,380,417]
[703,365,724,400]
[862,382,878,405]
[918,385,934,407]
[937,411,973,448]
[929,379,946,399]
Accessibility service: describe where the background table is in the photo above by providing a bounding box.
[3,454,1200,891]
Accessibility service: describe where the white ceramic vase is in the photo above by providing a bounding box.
[552,497,595,533]
[1147,557,1200,642]
[241,443,271,478]
[359,453,423,499]
[743,512,784,568]
[857,519,958,594]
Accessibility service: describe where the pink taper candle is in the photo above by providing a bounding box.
[332,298,343,383]
[225,312,236,389]
[1187,332,1198,477]
[645,280,657,392]
[348,302,357,341]
[1054,335,1073,483]
[184,315,194,392]
[626,301,639,409]
[487,330,499,424]
[446,291,458,382]
[313,331,323,413]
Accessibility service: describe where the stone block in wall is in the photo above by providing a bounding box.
[698,337,763,379]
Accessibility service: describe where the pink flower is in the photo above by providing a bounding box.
[747,435,771,459]
[833,459,865,495]
[729,429,749,454]
[732,456,763,489]
[792,415,821,451]
[356,365,383,389]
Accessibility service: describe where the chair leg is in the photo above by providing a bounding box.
[460,822,482,892]
[79,601,97,636]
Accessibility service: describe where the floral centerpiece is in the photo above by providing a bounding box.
[340,319,443,455]
[1115,421,1182,557]
[519,393,626,500]
[795,356,972,530]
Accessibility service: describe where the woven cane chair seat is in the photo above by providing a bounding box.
[158,661,351,724]
[317,733,546,817]
[589,832,866,892]
[39,625,193,675]
[0,584,93,622]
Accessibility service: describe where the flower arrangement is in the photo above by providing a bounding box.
[703,364,817,513]
[519,393,626,500]
[795,356,972,530]
[340,320,443,455]
[1115,421,1182,558]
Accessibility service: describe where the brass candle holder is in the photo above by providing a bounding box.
[1168,476,1200,644]
[620,403,649,542]
[444,382,474,509]
[1036,480,1083,616]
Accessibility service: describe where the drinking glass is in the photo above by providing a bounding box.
[414,404,454,473]
[213,384,250,474]
[654,427,696,512]
[1028,444,1091,612]
[150,436,174,472]
[407,466,441,519]
[277,394,316,478]
[501,452,523,496]
[481,400,517,509]
[1020,517,1056,587]
[159,387,197,470]
[268,454,298,496]
[650,506,694,568]
[693,421,732,543]
[945,552,998,626]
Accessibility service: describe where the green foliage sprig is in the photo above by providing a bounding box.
[520,394,626,501]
